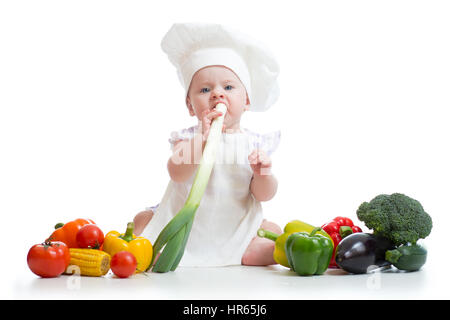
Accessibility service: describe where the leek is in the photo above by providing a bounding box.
[148,103,228,273]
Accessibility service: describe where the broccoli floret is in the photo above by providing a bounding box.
[356,193,432,246]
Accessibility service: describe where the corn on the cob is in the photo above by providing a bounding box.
[149,103,227,273]
[65,248,111,276]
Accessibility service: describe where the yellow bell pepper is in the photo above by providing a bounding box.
[103,222,152,273]
[257,220,332,268]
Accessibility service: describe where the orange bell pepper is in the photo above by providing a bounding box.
[47,219,96,248]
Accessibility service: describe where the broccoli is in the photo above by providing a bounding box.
[356,193,432,246]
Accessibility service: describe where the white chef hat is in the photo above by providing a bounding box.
[161,23,280,112]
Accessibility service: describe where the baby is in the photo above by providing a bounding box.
[134,23,282,267]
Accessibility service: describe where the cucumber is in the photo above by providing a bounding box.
[385,244,427,271]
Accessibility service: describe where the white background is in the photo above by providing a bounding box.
[1,0,449,299]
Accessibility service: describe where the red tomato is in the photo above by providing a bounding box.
[111,251,137,278]
[27,241,70,278]
[76,224,104,249]
[351,225,362,233]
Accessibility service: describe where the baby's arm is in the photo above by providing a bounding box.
[250,173,278,202]
[249,149,278,201]
[167,133,205,182]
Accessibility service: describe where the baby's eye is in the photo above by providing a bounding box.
[200,87,210,93]
[224,85,233,90]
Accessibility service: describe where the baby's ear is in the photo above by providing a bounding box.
[244,95,251,111]
[186,97,196,117]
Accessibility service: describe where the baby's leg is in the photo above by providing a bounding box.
[133,209,162,268]
[133,210,154,236]
[241,219,282,266]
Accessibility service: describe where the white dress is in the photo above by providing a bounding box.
[141,125,281,267]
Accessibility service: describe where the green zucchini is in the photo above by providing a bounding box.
[385,244,427,271]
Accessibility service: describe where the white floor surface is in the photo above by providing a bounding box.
[9,262,447,300]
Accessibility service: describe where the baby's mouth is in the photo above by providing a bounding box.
[213,101,227,108]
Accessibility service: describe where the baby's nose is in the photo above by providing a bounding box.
[212,91,224,99]
[211,87,225,99]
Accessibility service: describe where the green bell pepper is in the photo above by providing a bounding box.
[285,227,334,276]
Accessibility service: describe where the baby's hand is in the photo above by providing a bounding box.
[200,108,226,142]
[248,149,272,176]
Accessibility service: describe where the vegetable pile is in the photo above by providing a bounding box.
[27,182,432,278]
[28,219,151,279]
[258,192,432,276]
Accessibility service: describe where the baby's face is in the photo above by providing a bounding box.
[186,66,250,131]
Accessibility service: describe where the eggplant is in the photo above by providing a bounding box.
[335,233,395,274]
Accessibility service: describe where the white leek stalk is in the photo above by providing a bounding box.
[149,103,228,272]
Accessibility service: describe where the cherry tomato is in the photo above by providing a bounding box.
[351,225,362,233]
[27,241,70,278]
[76,224,104,249]
[111,251,137,278]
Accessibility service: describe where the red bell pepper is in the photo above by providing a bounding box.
[321,216,362,268]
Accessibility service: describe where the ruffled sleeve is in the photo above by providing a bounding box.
[168,126,197,151]
[245,128,281,156]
